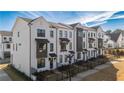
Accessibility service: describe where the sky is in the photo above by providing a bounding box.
[1,11,124,31]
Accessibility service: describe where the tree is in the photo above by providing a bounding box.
[106,30,112,34]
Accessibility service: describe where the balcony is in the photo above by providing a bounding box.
[98,39,103,48]
[35,38,49,58]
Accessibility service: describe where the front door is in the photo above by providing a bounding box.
[50,59,53,69]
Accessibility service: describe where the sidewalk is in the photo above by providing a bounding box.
[0,69,11,81]
[64,61,119,81]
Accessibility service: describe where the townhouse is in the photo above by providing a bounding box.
[11,17,75,77]
[93,26,104,56]
[11,16,104,78]
[70,23,104,62]
[0,31,12,59]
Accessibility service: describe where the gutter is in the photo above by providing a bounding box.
[28,22,32,78]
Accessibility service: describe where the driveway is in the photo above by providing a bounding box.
[0,67,11,81]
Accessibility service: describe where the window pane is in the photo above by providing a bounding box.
[59,30,63,38]
[37,29,45,37]
[50,30,54,37]
[65,55,68,62]
[59,55,63,63]
[37,58,45,68]
[50,43,54,52]
[65,31,67,38]
[70,31,72,38]
[6,44,10,49]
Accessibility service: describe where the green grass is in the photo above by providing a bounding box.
[3,65,32,81]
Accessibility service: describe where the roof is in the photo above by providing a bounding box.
[70,23,96,31]
[49,22,72,29]
[19,17,73,30]
[70,23,80,27]
[58,23,73,29]
[0,31,12,36]
[19,17,32,22]
[110,32,121,42]
[92,26,100,30]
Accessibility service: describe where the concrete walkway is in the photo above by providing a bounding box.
[0,69,11,81]
[64,61,119,81]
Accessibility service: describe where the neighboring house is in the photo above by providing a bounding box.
[11,16,105,78]
[110,30,124,48]
[104,34,115,49]
[0,31,12,59]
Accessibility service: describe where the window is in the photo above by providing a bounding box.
[69,31,72,38]
[4,37,6,40]
[13,44,15,51]
[83,33,85,38]
[9,37,12,41]
[18,32,20,37]
[91,33,93,37]
[94,43,95,47]
[88,51,90,57]
[37,29,45,37]
[6,44,10,49]
[60,43,66,51]
[38,43,46,50]
[59,30,63,38]
[78,30,83,37]
[50,43,54,52]
[16,43,18,51]
[83,41,85,48]
[77,52,81,59]
[65,55,68,62]
[37,58,45,68]
[88,33,90,37]
[59,55,63,63]
[94,33,95,37]
[69,42,72,50]
[65,31,68,38]
[50,30,54,37]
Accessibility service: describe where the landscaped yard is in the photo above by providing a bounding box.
[1,55,124,81]
[0,64,31,81]
[81,58,124,81]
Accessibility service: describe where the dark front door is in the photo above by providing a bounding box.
[50,59,53,69]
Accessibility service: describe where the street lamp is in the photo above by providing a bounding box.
[67,51,75,81]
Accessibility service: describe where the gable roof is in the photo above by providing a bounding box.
[92,26,100,30]
[19,17,73,30]
[110,32,121,42]
[19,17,32,22]
[70,23,96,31]
[70,23,80,28]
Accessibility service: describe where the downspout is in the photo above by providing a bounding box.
[1,35,4,59]
[55,27,58,68]
[28,22,32,78]
[74,28,76,62]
